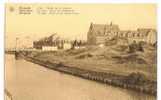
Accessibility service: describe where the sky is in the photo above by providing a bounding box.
[5,4,157,48]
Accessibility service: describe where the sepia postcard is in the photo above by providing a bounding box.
[5,3,157,100]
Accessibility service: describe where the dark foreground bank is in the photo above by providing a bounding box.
[23,55,156,96]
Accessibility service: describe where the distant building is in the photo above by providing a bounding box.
[87,22,157,45]
[87,22,120,45]
[42,46,58,51]
[33,33,58,49]
[33,33,72,51]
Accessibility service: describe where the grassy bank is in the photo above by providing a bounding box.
[24,55,156,95]
[30,44,157,81]
[24,44,157,95]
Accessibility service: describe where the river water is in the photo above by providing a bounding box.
[5,54,156,100]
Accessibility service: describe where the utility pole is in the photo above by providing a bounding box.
[15,37,19,51]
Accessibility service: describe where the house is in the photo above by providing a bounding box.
[87,22,157,45]
[87,22,120,45]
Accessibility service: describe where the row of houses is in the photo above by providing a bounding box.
[87,22,157,45]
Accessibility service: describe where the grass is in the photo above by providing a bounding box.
[30,44,157,81]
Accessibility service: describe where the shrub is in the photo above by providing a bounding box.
[125,72,147,85]
[129,41,144,53]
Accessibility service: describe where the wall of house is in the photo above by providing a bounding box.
[87,30,96,45]
[95,36,107,44]
[128,38,146,44]
[42,46,58,51]
[146,31,157,44]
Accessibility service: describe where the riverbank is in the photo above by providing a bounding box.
[23,54,156,96]
[17,44,156,95]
